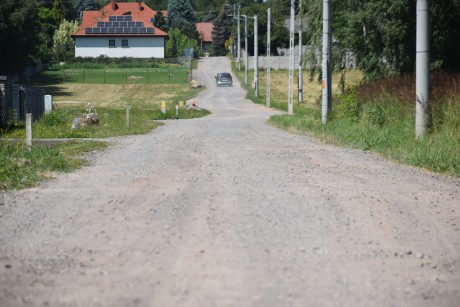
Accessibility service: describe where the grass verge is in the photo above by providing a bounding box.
[233,63,459,177]
[1,104,210,139]
[0,141,108,191]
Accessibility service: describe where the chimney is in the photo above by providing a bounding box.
[111,0,116,11]
[137,1,142,11]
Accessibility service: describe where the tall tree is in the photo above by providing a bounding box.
[167,0,196,26]
[167,0,198,39]
[211,5,233,55]
[0,0,41,75]
[153,10,168,32]
[52,19,79,62]
[51,0,65,23]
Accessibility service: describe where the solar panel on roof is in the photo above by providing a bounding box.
[123,28,130,34]
[135,22,142,27]
[128,22,135,27]
[113,21,119,27]
[85,28,92,34]
[97,22,104,27]
[131,27,139,34]
[146,28,154,34]
[139,28,146,34]
[108,27,115,33]
[105,22,112,27]
[109,16,116,21]
[93,28,100,33]
[101,28,108,34]
[116,27,123,33]
[120,22,127,27]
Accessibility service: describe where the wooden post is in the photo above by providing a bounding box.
[125,106,130,128]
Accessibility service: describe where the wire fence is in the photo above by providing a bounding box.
[41,68,190,85]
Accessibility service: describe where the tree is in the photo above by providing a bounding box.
[37,6,60,63]
[0,0,41,75]
[302,0,460,80]
[166,28,198,58]
[84,0,98,11]
[167,0,196,26]
[51,0,65,24]
[211,5,233,55]
[167,0,198,41]
[153,10,167,32]
[52,19,79,62]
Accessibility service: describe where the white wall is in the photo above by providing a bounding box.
[75,36,165,58]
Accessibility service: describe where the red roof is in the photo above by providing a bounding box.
[196,22,213,43]
[72,1,167,37]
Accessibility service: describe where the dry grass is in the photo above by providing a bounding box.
[45,83,199,108]
[249,69,363,107]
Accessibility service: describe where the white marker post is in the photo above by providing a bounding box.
[26,113,32,148]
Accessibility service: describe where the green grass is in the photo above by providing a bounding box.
[0,141,108,190]
[1,104,210,139]
[233,63,460,177]
[34,67,190,85]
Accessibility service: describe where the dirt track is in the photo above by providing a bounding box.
[0,57,459,307]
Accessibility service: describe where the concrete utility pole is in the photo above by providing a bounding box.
[287,0,295,114]
[244,15,248,85]
[266,8,271,107]
[321,0,332,125]
[298,2,303,104]
[237,5,241,70]
[254,15,259,97]
[416,0,430,139]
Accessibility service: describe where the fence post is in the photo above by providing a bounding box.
[125,106,130,128]
[26,113,32,148]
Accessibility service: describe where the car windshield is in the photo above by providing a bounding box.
[218,73,231,79]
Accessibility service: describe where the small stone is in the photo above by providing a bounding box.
[5,264,11,269]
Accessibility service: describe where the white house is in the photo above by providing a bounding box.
[72,1,167,58]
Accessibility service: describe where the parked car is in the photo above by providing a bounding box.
[215,72,233,86]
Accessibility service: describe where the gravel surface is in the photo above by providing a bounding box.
[0,57,459,307]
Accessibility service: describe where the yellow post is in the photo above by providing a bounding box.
[179,101,184,108]
[161,101,166,114]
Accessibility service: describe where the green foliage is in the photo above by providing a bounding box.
[0,0,41,75]
[153,10,168,32]
[52,19,79,62]
[302,0,460,80]
[211,5,233,56]
[37,7,60,63]
[167,0,196,26]
[51,0,65,24]
[166,28,199,58]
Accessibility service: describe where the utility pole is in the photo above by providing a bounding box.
[244,15,248,85]
[237,5,241,70]
[298,2,303,104]
[321,0,332,125]
[416,0,430,139]
[287,0,295,114]
[266,8,271,107]
[254,15,259,97]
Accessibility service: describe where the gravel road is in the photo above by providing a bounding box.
[0,57,459,307]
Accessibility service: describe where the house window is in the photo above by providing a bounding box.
[109,40,116,47]
[122,39,129,47]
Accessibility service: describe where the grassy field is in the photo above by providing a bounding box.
[36,67,190,85]
[234,65,459,177]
